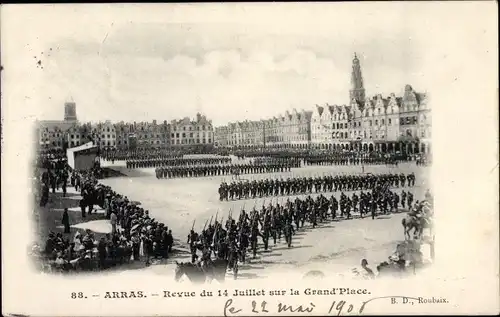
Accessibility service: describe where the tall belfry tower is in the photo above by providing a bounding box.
[349,53,366,103]
[64,97,77,122]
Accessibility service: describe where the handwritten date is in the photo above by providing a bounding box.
[224,299,364,316]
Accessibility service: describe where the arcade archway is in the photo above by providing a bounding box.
[381,143,387,153]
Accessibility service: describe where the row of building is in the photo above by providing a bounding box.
[35,104,214,152]
[35,53,431,155]
[214,85,430,154]
[214,54,431,154]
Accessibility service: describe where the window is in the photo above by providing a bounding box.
[182,133,186,138]
[421,131,425,138]
[369,120,372,126]
[176,133,179,138]
[388,118,392,125]
[381,119,385,125]
[375,120,378,126]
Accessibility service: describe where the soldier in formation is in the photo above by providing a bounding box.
[251,157,301,167]
[102,149,183,162]
[218,172,416,201]
[304,156,400,166]
[155,162,297,179]
[187,186,422,272]
[126,157,231,169]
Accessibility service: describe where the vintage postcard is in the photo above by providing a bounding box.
[1,2,498,316]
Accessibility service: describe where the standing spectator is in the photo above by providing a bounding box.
[44,233,56,258]
[87,188,94,215]
[143,234,152,266]
[97,237,107,269]
[40,183,49,207]
[131,233,140,261]
[166,230,173,253]
[62,208,70,234]
[50,171,57,194]
[110,211,117,235]
[79,196,86,218]
[103,194,110,216]
[75,173,80,192]
[161,227,169,258]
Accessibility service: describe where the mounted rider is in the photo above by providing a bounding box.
[198,241,213,270]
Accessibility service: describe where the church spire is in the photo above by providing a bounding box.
[350,52,365,103]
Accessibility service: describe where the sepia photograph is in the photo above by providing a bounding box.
[2,2,498,316]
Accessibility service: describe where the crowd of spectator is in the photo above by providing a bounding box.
[32,159,175,273]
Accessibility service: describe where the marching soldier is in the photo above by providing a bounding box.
[187,229,199,263]
[401,190,407,209]
[284,218,294,248]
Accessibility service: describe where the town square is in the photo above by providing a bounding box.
[32,51,433,281]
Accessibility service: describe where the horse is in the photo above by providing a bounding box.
[401,215,422,240]
[174,259,229,284]
[402,214,432,240]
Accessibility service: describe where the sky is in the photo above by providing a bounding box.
[1,3,496,126]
